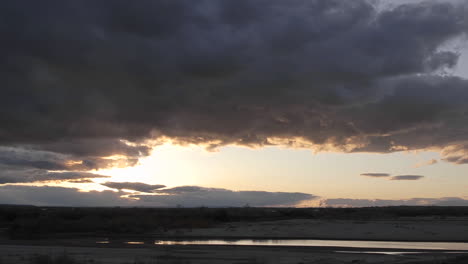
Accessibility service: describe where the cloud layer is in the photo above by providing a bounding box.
[1,0,468,184]
[323,197,468,207]
[0,185,316,207]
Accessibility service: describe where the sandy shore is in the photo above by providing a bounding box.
[161,218,468,241]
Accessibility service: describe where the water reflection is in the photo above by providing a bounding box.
[153,239,468,251]
[125,241,145,245]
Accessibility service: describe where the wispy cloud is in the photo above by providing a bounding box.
[360,173,424,181]
[414,159,438,168]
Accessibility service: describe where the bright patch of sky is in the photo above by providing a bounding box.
[94,144,468,200]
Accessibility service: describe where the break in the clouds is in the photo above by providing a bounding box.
[390,175,424,180]
[0,185,316,207]
[102,182,166,193]
[1,0,468,180]
[360,173,391,178]
[323,197,468,207]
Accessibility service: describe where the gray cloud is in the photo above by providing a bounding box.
[0,185,316,207]
[323,197,468,207]
[390,175,424,180]
[101,182,166,193]
[360,173,391,177]
[0,145,145,172]
[0,167,109,184]
[0,185,132,207]
[0,0,468,182]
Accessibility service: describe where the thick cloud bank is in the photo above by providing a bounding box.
[324,197,468,207]
[0,185,316,207]
[1,0,468,181]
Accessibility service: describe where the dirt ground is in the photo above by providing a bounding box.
[1,244,468,264]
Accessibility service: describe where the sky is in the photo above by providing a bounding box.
[1,0,468,207]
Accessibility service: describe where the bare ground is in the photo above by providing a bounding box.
[1,244,468,264]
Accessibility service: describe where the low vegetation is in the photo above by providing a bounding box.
[1,205,467,239]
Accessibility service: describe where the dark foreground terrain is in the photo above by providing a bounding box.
[1,205,468,263]
[2,244,468,264]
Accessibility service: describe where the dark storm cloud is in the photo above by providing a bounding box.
[0,166,109,184]
[101,182,166,193]
[0,185,316,207]
[323,197,468,207]
[1,0,468,180]
[390,175,424,180]
[360,173,391,177]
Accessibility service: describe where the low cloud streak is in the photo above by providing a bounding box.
[390,175,424,181]
[323,197,468,207]
[0,167,109,184]
[360,173,391,177]
[101,182,166,193]
[0,185,316,207]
